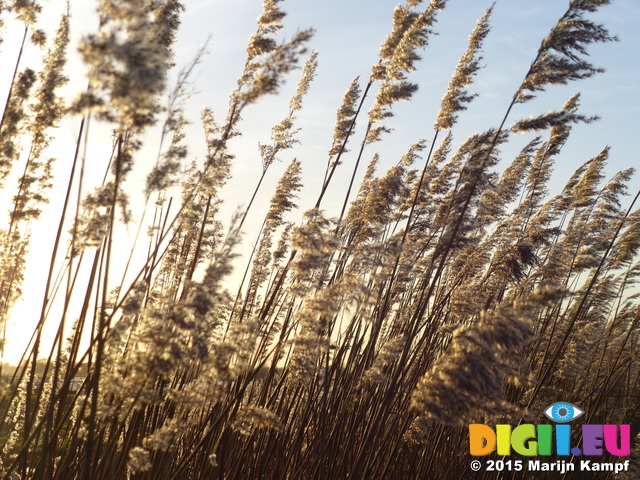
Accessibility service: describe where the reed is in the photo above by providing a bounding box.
[0,0,637,478]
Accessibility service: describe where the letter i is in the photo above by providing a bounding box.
[537,425,552,455]
[496,425,511,455]
[555,424,571,456]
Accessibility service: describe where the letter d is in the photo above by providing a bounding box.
[469,424,496,456]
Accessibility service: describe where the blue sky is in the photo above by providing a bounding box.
[1,0,639,363]
[171,0,640,215]
[24,0,638,216]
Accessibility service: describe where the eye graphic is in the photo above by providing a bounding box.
[544,402,584,423]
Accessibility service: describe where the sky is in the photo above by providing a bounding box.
[0,0,639,364]
[173,0,640,221]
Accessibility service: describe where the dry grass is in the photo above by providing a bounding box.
[0,0,638,479]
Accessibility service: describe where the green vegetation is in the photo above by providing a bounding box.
[0,0,638,478]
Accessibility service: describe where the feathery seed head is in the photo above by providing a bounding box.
[127,447,152,474]
[290,51,318,113]
[12,0,41,24]
[435,5,492,130]
[328,77,361,157]
[78,0,183,130]
[516,0,616,102]
[368,0,447,140]
[232,406,284,436]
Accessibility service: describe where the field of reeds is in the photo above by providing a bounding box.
[0,0,639,478]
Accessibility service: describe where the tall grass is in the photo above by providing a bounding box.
[0,0,638,478]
